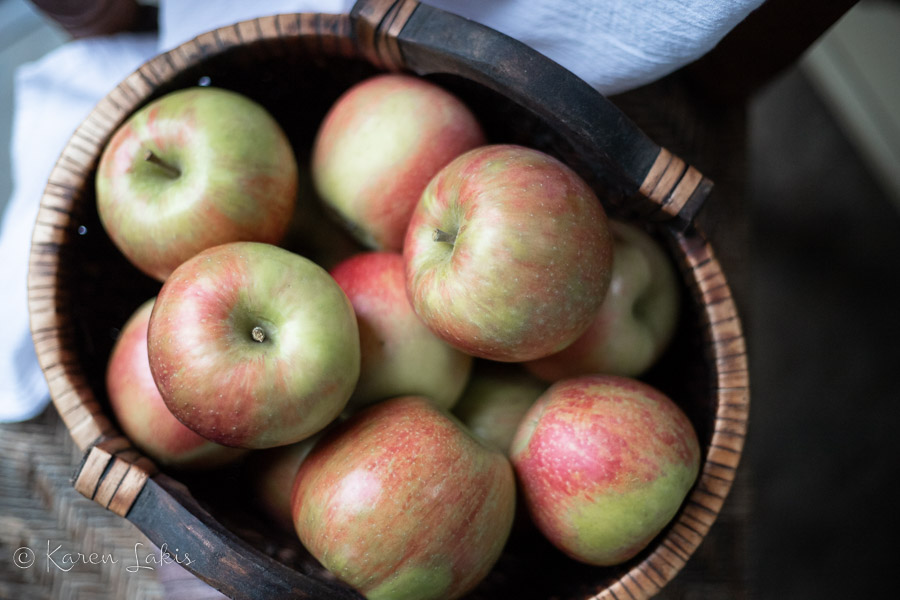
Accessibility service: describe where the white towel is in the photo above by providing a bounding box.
[0,33,158,422]
[0,0,763,422]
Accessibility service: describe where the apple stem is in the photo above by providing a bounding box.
[251,326,266,343]
[432,228,457,245]
[143,149,181,179]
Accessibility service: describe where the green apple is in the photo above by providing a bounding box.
[147,242,360,449]
[453,362,545,455]
[96,86,298,281]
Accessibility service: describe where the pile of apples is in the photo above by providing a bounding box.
[97,74,700,600]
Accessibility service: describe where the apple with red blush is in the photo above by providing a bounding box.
[404,144,614,362]
[510,374,700,566]
[96,86,299,281]
[292,396,516,600]
[330,251,472,410]
[106,298,247,469]
[147,241,360,449]
[311,73,486,250]
[526,218,681,380]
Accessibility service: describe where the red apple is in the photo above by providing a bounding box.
[147,242,360,449]
[452,362,545,455]
[106,298,246,469]
[330,251,472,410]
[525,219,681,380]
[292,396,516,600]
[404,144,614,362]
[311,73,485,250]
[96,86,298,281]
[510,375,700,566]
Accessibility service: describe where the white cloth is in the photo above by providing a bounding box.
[0,33,158,421]
[0,0,763,421]
[425,0,766,96]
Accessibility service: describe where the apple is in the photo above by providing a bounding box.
[147,241,360,449]
[452,362,545,455]
[403,144,614,362]
[330,251,472,410]
[106,298,247,469]
[509,375,700,566]
[525,219,681,380]
[292,396,516,600]
[96,86,299,281]
[249,434,322,530]
[311,73,485,250]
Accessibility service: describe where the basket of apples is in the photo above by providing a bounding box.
[27,1,748,599]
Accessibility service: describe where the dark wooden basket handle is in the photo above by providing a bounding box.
[72,439,363,599]
[350,0,714,229]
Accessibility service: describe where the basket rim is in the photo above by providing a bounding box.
[26,7,749,600]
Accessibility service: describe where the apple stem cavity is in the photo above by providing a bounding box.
[251,326,266,343]
[143,149,181,179]
[432,228,457,245]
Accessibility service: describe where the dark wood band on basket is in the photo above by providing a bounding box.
[637,148,715,224]
[128,474,364,599]
[73,437,158,517]
[350,0,419,71]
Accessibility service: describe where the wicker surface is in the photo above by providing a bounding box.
[0,408,226,600]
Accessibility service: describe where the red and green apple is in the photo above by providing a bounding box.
[311,74,485,250]
[403,144,614,362]
[292,396,516,600]
[526,219,681,380]
[105,298,247,469]
[330,251,472,410]
[147,241,360,449]
[510,375,700,566]
[96,86,298,281]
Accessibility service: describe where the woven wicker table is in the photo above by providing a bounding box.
[0,408,231,600]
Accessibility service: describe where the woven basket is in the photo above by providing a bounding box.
[27,1,749,598]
